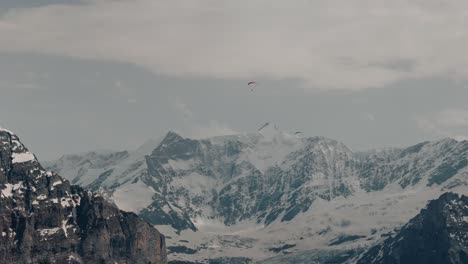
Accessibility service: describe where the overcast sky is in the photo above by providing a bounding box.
[0,0,467,161]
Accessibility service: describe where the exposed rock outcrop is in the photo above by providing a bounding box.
[0,128,167,264]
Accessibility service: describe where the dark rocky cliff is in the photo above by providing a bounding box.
[0,128,167,264]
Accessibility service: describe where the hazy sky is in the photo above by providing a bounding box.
[0,0,467,160]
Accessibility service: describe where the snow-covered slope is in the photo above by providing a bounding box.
[259,192,468,264]
[46,123,468,263]
[46,137,163,189]
[356,192,468,264]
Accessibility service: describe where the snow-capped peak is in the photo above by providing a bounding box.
[0,126,14,135]
[0,128,38,164]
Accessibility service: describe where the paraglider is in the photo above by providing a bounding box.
[248,81,256,91]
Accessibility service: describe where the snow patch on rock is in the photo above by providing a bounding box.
[52,180,63,186]
[12,152,35,163]
[1,182,24,198]
[39,227,61,237]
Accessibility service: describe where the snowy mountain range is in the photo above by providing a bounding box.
[45,123,468,263]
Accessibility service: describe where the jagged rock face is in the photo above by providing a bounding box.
[357,192,468,264]
[132,130,358,229]
[358,139,468,191]
[0,129,167,264]
[47,125,468,232]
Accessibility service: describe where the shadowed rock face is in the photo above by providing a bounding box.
[0,129,167,264]
[357,192,468,264]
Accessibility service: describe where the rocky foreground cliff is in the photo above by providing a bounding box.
[0,128,167,264]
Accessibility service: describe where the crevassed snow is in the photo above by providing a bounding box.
[12,152,35,163]
[112,181,156,213]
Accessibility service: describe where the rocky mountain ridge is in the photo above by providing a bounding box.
[0,128,167,264]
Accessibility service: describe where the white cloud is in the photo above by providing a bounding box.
[364,113,376,122]
[417,109,468,141]
[2,0,468,90]
[172,98,237,138]
[173,98,194,121]
[0,80,48,91]
[187,121,238,139]
[127,98,137,104]
[113,79,138,103]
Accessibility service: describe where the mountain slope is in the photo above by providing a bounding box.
[0,128,167,264]
[356,192,468,264]
[258,192,468,264]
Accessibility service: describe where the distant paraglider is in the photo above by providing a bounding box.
[248,81,257,91]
